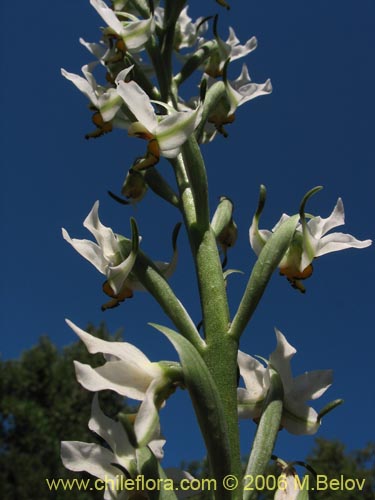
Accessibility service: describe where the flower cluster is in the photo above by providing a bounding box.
[61,0,270,151]
[62,319,184,486]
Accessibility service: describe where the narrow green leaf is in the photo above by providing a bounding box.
[229,215,299,341]
[149,323,234,499]
[136,446,178,500]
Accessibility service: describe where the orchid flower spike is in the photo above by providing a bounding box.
[238,328,334,435]
[249,186,372,292]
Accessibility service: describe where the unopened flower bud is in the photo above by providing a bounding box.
[211,196,238,253]
[122,168,148,202]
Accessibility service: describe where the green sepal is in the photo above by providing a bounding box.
[229,214,299,341]
[144,168,180,207]
[149,323,233,499]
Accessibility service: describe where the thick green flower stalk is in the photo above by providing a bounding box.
[61,1,371,499]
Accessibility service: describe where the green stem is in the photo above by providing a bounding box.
[172,148,242,497]
[132,251,205,351]
[243,369,283,500]
[146,36,171,102]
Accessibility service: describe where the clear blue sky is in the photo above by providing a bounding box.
[1,0,374,469]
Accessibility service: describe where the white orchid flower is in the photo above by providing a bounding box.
[61,394,165,499]
[61,64,132,138]
[199,25,258,78]
[62,200,139,298]
[274,466,304,500]
[154,5,208,51]
[116,76,202,167]
[61,63,125,121]
[250,189,372,292]
[90,0,154,53]
[66,319,182,446]
[206,64,272,137]
[225,64,272,115]
[238,329,333,435]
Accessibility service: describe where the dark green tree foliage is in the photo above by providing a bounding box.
[184,439,375,499]
[0,324,129,500]
[304,438,375,500]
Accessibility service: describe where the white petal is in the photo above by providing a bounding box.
[230,34,257,61]
[61,441,120,479]
[107,246,138,295]
[121,17,154,51]
[269,329,296,389]
[134,379,160,447]
[66,319,152,365]
[90,0,125,35]
[83,201,119,263]
[79,37,108,60]
[89,395,134,463]
[237,387,264,420]
[249,220,272,256]
[61,68,99,107]
[116,80,157,132]
[97,89,123,122]
[307,198,345,239]
[237,350,267,397]
[74,360,161,400]
[315,232,372,257]
[282,400,321,435]
[289,370,333,401]
[156,107,202,155]
[62,228,107,274]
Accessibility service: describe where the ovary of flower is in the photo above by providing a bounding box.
[237,329,333,435]
[249,197,372,292]
[116,77,203,165]
[90,0,154,53]
[62,200,138,297]
[61,394,165,495]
